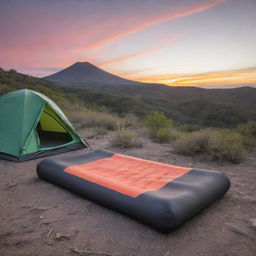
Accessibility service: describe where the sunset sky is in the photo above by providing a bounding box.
[0,0,256,88]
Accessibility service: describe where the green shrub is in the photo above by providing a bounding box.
[237,120,256,137]
[176,124,200,132]
[144,112,174,143]
[155,128,172,143]
[176,124,190,132]
[208,130,245,163]
[237,121,256,148]
[241,135,256,149]
[145,112,173,134]
[112,129,143,148]
[155,128,180,143]
[174,128,246,163]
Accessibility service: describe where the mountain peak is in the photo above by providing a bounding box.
[73,61,92,66]
[69,61,98,70]
[43,61,142,86]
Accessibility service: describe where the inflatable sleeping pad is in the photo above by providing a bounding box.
[37,149,230,233]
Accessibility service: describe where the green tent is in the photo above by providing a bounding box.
[0,89,87,161]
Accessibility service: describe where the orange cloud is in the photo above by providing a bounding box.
[131,68,256,87]
[83,0,227,50]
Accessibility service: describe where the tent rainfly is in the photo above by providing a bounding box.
[0,89,87,161]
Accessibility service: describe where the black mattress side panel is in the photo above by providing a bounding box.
[36,150,230,233]
[41,149,114,167]
[139,169,230,232]
[37,154,166,230]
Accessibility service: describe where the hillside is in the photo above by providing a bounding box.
[1,67,256,128]
[0,67,80,110]
[43,62,256,128]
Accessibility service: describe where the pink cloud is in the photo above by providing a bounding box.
[99,31,193,67]
[99,45,171,67]
[0,0,228,76]
[83,0,227,50]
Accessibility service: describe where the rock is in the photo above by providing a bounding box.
[55,232,70,241]
[70,247,113,255]
[8,182,17,188]
[248,218,256,231]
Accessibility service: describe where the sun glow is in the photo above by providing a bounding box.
[128,68,256,87]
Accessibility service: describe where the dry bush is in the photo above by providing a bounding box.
[124,114,140,128]
[67,109,141,132]
[95,127,108,136]
[208,130,246,163]
[67,109,123,130]
[174,128,246,163]
[237,120,256,148]
[112,129,143,148]
[237,120,256,137]
[174,129,212,155]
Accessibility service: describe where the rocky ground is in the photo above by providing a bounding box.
[0,130,255,256]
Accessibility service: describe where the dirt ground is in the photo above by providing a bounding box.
[0,130,255,256]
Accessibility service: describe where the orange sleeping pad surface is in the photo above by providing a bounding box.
[65,154,191,197]
[37,149,230,232]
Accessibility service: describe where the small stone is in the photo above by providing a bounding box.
[249,218,256,231]
[55,232,70,241]
[8,182,17,188]
[56,232,62,239]
[16,242,25,248]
